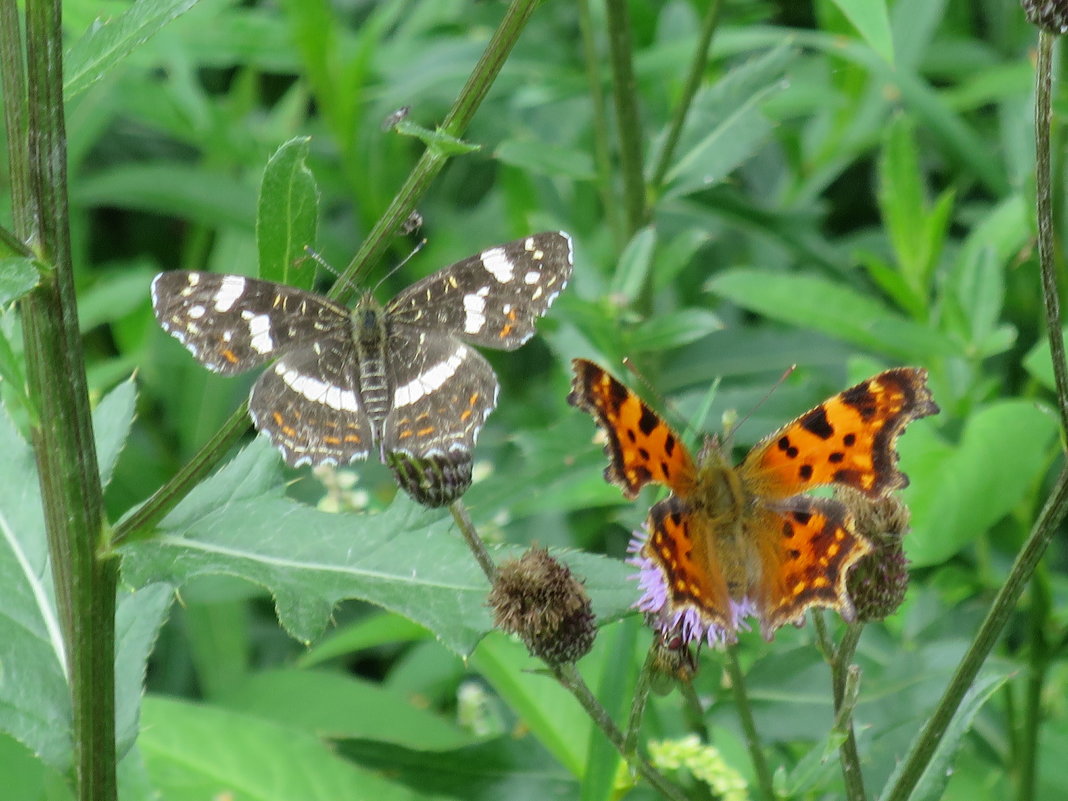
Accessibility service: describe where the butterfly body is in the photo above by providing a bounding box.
[568,359,939,642]
[153,232,573,506]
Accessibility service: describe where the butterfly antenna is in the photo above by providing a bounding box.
[303,246,363,298]
[723,364,798,447]
[372,237,427,295]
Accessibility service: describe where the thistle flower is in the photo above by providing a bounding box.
[488,546,596,664]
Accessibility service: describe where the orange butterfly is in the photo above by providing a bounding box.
[568,360,939,643]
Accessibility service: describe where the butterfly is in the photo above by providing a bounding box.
[151,232,573,507]
[567,360,939,642]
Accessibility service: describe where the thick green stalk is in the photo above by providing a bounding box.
[13,0,116,799]
[604,0,647,236]
[832,624,868,801]
[113,0,544,543]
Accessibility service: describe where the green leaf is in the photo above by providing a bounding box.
[906,401,1059,566]
[708,269,958,361]
[72,163,257,231]
[0,258,40,304]
[0,406,171,771]
[297,611,430,668]
[394,120,480,156]
[339,733,576,800]
[140,696,411,801]
[1023,326,1068,391]
[655,43,796,196]
[76,264,156,332]
[879,671,1010,801]
[878,117,927,291]
[829,0,894,64]
[92,376,137,488]
[495,140,595,180]
[120,440,634,654]
[257,137,320,289]
[219,668,474,750]
[64,0,200,100]
[626,307,723,352]
[610,226,656,306]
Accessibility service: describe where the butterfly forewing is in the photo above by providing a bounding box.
[151,271,350,375]
[386,232,573,350]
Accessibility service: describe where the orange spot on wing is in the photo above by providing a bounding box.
[221,348,239,364]
[272,412,284,426]
[324,435,341,445]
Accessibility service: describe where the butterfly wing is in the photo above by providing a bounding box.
[380,325,500,506]
[386,232,573,350]
[747,496,871,638]
[739,368,939,500]
[248,334,373,468]
[567,359,697,498]
[152,271,350,375]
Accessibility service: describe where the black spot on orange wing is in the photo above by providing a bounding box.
[799,405,835,439]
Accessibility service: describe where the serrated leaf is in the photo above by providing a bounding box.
[394,120,480,156]
[120,439,635,654]
[708,269,958,361]
[257,137,320,289]
[115,585,173,759]
[140,696,410,801]
[65,0,200,99]
[0,258,40,304]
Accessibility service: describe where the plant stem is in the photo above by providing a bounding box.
[1017,576,1050,801]
[449,500,498,582]
[577,0,623,252]
[724,646,776,801]
[116,0,543,542]
[551,662,689,801]
[338,0,542,293]
[881,463,1068,801]
[624,641,657,758]
[12,0,116,798]
[832,624,868,801]
[1034,30,1068,436]
[649,0,724,191]
[604,0,647,237]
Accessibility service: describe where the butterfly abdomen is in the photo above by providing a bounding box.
[351,297,391,439]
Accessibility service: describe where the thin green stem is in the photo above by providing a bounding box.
[623,641,657,758]
[577,0,623,252]
[14,0,116,798]
[115,0,543,543]
[551,662,689,801]
[1017,577,1050,801]
[882,462,1068,801]
[832,624,868,801]
[649,0,724,191]
[449,500,498,582]
[338,0,542,293]
[724,647,776,801]
[604,0,647,237]
[1035,30,1068,435]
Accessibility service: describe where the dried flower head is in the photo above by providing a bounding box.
[1022,1,1068,33]
[839,487,912,622]
[488,546,596,663]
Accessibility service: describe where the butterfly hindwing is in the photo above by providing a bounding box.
[387,232,573,350]
[247,334,373,467]
[151,271,349,375]
[382,327,498,506]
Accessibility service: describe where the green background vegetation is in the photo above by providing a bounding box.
[1,0,1066,799]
